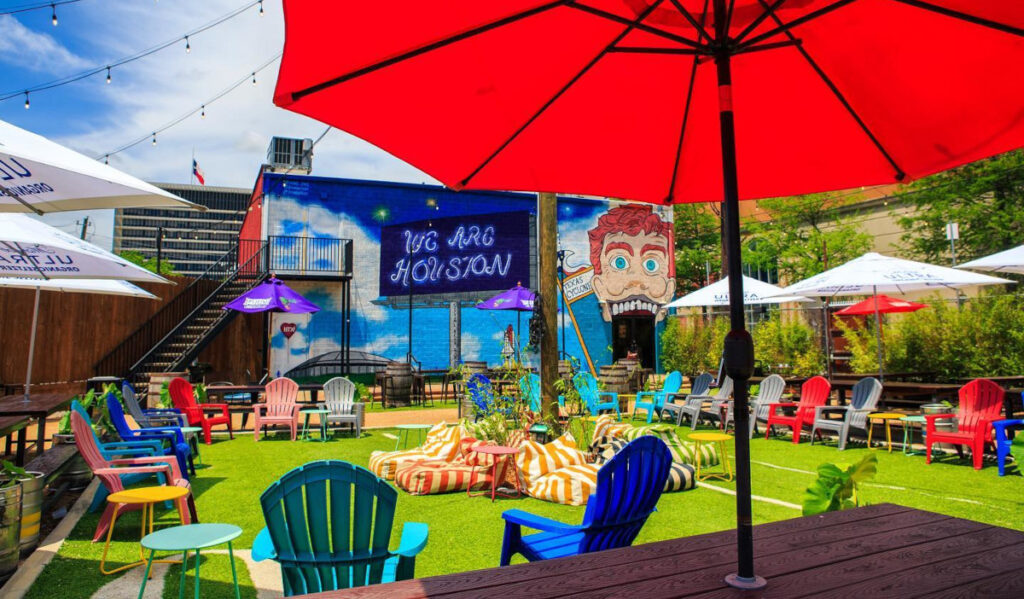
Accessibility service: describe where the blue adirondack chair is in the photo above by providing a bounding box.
[574,372,621,420]
[633,371,682,424]
[106,393,194,478]
[70,401,170,513]
[252,460,429,596]
[499,436,672,565]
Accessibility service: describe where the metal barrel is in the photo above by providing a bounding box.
[17,472,44,556]
[0,483,23,583]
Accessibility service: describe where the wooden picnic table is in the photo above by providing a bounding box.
[205,383,325,404]
[0,393,75,464]
[297,503,1024,598]
[0,415,31,466]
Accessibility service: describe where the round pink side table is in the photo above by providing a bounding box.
[467,445,521,501]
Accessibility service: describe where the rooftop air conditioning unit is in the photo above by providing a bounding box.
[266,137,313,174]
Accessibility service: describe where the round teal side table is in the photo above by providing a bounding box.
[300,408,332,442]
[395,424,432,450]
[900,415,928,456]
[178,426,203,465]
[138,523,242,599]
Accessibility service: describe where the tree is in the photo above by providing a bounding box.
[118,250,177,276]
[673,203,721,293]
[896,150,1024,265]
[743,193,873,283]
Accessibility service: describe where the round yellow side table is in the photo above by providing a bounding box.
[867,412,905,453]
[688,432,734,482]
[101,486,188,575]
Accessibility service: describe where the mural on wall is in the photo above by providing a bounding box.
[261,173,674,377]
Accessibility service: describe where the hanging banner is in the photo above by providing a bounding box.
[378,211,530,297]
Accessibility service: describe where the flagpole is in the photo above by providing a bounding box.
[190,147,195,185]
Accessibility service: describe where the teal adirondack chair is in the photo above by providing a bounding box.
[574,372,621,421]
[519,373,541,412]
[252,460,428,596]
[633,371,682,424]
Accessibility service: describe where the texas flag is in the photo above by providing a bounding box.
[192,159,206,185]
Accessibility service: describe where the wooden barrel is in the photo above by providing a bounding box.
[600,365,630,394]
[558,360,574,381]
[17,472,43,556]
[146,371,189,409]
[617,359,642,392]
[385,362,414,407]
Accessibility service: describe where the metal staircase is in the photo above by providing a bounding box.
[95,240,269,383]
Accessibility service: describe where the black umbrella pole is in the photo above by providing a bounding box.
[715,35,767,590]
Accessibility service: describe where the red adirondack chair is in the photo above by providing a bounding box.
[254,377,301,441]
[925,378,1005,470]
[72,410,197,542]
[169,377,234,445]
[765,376,832,444]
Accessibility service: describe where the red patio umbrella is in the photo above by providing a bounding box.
[274,1,1024,588]
[837,294,928,379]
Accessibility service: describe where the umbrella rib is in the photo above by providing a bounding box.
[287,0,569,102]
[755,0,905,181]
[666,0,710,204]
[1,241,51,280]
[733,0,789,44]
[0,184,45,215]
[568,2,707,50]
[736,0,858,51]
[890,0,1024,37]
[459,0,670,189]
[667,0,714,41]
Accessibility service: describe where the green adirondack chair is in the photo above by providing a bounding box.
[252,460,429,596]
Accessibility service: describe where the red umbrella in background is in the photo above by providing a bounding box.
[837,294,928,378]
[274,1,1024,588]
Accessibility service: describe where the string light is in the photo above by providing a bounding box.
[200,105,205,119]
[105,67,111,84]
[251,72,256,86]
[0,0,81,18]
[151,132,157,146]
[258,0,263,16]
[24,92,29,109]
[103,155,109,164]
[185,36,191,53]
[1,1,264,102]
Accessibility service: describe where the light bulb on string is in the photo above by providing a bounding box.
[106,67,111,84]
[258,1,264,16]
[201,105,206,119]
[24,92,29,109]
[251,72,256,86]
[104,155,109,165]
[151,132,157,146]
[185,36,190,53]
[51,4,57,26]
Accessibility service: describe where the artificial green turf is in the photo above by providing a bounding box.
[25,424,1024,598]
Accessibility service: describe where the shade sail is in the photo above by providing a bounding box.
[775,252,1012,297]
[0,119,202,214]
[0,214,168,283]
[956,244,1024,275]
[666,275,811,308]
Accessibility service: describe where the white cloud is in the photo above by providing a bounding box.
[352,333,405,354]
[0,15,88,74]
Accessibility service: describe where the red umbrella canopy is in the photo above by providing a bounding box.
[835,294,928,316]
[275,1,1024,204]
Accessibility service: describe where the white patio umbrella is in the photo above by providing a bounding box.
[666,275,813,308]
[0,119,202,213]
[775,252,1013,379]
[0,277,160,401]
[956,244,1024,275]
[0,214,167,282]
[0,214,171,400]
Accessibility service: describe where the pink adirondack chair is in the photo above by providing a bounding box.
[926,378,1005,470]
[765,376,832,444]
[254,377,301,441]
[72,410,198,542]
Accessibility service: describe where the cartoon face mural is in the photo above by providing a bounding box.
[588,205,675,322]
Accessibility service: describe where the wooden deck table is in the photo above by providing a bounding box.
[0,393,75,463]
[0,415,31,466]
[295,504,1024,599]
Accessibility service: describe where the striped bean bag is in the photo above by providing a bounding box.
[619,426,719,468]
[593,436,696,492]
[368,422,462,480]
[392,437,513,495]
[518,434,599,506]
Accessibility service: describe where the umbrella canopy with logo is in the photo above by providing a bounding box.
[956,243,1024,275]
[274,1,1024,588]
[0,119,202,214]
[222,276,321,314]
[0,276,158,401]
[476,282,537,361]
[666,275,811,308]
[0,214,169,282]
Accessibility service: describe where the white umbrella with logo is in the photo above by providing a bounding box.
[0,119,202,214]
[666,275,812,308]
[956,244,1024,275]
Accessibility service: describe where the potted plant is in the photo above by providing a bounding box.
[0,461,26,583]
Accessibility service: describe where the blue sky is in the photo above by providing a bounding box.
[0,0,435,245]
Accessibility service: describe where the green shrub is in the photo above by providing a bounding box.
[660,316,729,376]
[802,454,877,516]
[752,313,825,376]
